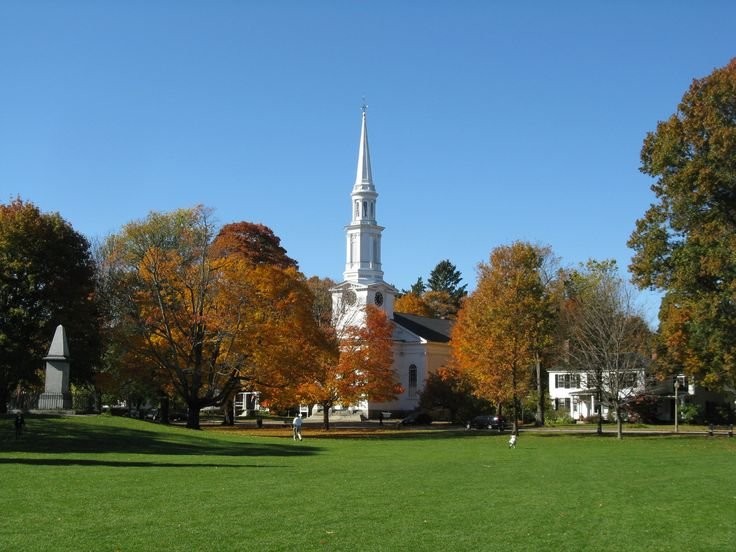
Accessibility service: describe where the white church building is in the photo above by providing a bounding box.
[330,108,452,417]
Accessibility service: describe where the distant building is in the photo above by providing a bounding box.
[549,367,733,424]
[330,108,452,416]
[547,368,645,421]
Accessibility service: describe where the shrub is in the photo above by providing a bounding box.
[546,409,575,425]
[625,394,659,424]
[550,414,575,425]
[713,405,735,424]
[678,402,701,424]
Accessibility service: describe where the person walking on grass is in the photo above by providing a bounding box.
[292,413,303,441]
[508,433,517,448]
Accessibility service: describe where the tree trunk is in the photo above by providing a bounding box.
[186,405,200,430]
[512,395,519,435]
[596,389,603,436]
[616,405,623,440]
[0,385,9,414]
[322,404,330,431]
[222,396,235,426]
[94,387,103,414]
[159,395,170,425]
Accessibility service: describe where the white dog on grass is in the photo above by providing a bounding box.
[508,433,517,448]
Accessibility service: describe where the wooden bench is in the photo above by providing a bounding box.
[707,424,733,437]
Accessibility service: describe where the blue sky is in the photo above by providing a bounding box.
[2,1,734,325]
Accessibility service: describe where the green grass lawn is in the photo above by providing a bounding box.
[1,415,734,551]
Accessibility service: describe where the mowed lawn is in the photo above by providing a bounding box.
[1,415,734,551]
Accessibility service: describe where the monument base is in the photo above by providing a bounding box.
[38,392,72,410]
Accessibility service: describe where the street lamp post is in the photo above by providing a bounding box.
[674,377,679,433]
[674,375,685,433]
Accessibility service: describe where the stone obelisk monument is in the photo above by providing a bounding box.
[37,324,73,410]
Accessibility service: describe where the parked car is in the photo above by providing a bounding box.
[468,415,494,429]
[168,410,188,422]
[467,415,506,430]
[397,411,433,426]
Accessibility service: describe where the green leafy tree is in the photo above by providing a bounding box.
[422,290,457,319]
[0,198,101,412]
[408,277,426,295]
[419,366,492,424]
[428,259,467,307]
[628,58,736,392]
[401,261,467,319]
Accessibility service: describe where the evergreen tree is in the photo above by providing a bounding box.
[428,260,467,305]
[402,277,426,296]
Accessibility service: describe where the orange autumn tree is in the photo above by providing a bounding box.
[212,221,298,270]
[100,206,323,429]
[452,242,558,432]
[234,262,330,414]
[211,222,326,421]
[300,304,399,430]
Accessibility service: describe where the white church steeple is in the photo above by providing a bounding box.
[354,105,374,192]
[332,106,397,329]
[344,106,384,283]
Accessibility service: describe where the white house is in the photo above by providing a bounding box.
[548,368,644,421]
[549,367,735,424]
[330,108,452,417]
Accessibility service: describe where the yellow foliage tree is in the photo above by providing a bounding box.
[394,292,432,317]
[452,242,558,431]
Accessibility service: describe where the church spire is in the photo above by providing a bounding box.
[332,106,397,330]
[354,105,373,190]
[344,107,382,280]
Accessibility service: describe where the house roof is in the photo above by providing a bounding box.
[393,312,453,343]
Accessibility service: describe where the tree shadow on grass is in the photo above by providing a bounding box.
[0,457,289,468]
[532,431,623,438]
[0,414,321,459]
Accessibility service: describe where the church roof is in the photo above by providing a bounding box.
[393,312,453,343]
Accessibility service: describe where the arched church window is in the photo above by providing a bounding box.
[355,201,360,219]
[408,364,418,399]
[362,201,367,218]
[370,201,375,218]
